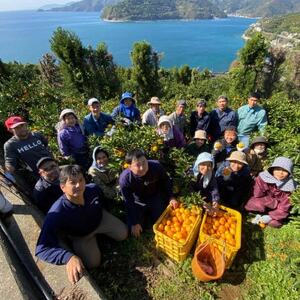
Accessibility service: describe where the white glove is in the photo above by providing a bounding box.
[251,214,262,224]
[259,215,272,224]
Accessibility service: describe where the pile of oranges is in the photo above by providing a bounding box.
[157,205,200,244]
[202,212,237,247]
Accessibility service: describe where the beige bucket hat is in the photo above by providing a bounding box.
[226,151,248,165]
[194,130,207,140]
[148,96,161,105]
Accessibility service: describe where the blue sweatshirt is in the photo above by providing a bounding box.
[119,160,172,225]
[35,184,103,265]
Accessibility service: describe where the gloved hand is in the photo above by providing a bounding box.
[259,215,272,224]
[4,172,16,185]
[251,214,262,224]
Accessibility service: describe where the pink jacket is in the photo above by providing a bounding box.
[245,176,291,227]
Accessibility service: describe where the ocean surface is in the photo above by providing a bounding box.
[0,10,256,71]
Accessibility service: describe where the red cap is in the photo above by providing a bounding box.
[5,116,26,130]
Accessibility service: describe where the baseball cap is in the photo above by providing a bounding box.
[5,116,26,130]
[87,98,99,106]
[36,157,56,170]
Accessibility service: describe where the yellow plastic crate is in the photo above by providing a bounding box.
[153,205,202,262]
[198,205,242,268]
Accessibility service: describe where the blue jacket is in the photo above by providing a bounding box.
[119,160,172,225]
[83,112,114,137]
[111,98,141,122]
[35,184,103,265]
[237,104,267,135]
[209,108,237,140]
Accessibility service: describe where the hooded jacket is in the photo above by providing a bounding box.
[111,96,141,122]
[245,157,297,227]
[88,146,118,200]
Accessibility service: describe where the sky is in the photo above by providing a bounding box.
[0,0,72,11]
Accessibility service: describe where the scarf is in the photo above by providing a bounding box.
[259,170,297,192]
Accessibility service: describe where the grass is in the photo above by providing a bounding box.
[91,213,300,300]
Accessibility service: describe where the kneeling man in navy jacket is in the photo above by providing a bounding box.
[35,165,128,284]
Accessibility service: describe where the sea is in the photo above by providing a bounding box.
[0,10,256,72]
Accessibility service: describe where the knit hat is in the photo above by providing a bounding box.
[194,130,207,140]
[268,157,293,174]
[158,115,172,128]
[226,151,248,165]
[59,109,77,120]
[148,97,161,105]
[87,98,99,106]
[193,152,214,176]
[250,136,268,148]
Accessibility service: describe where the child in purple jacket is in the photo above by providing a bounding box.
[245,157,298,228]
[57,109,89,170]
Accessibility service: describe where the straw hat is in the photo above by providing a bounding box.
[194,130,207,140]
[148,96,161,105]
[226,151,248,165]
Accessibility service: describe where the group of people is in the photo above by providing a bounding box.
[0,91,297,284]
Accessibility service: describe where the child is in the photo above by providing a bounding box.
[185,130,210,158]
[245,157,297,228]
[216,151,253,209]
[57,109,89,170]
[192,152,220,207]
[88,147,118,204]
[212,126,239,168]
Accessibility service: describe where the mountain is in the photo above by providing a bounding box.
[102,0,227,21]
[38,3,73,10]
[211,0,300,18]
[48,0,119,12]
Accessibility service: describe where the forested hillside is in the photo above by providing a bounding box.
[102,0,226,21]
[212,0,300,17]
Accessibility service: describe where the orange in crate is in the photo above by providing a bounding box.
[198,205,241,268]
[153,205,202,262]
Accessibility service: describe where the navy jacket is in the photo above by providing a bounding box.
[119,160,172,225]
[83,112,114,137]
[33,177,63,214]
[189,111,210,136]
[35,184,103,265]
[209,108,237,141]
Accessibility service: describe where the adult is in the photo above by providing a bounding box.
[185,130,210,158]
[189,100,210,136]
[216,151,253,209]
[4,116,53,184]
[168,100,187,135]
[237,92,268,147]
[33,157,63,214]
[157,116,186,149]
[83,98,114,137]
[111,92,141,124]
[35,165,127,284]
[119,149,177,238]
[57,109,89,170]
[142,96,164,127]
[212,126,239,167]
[208,96,237,142]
